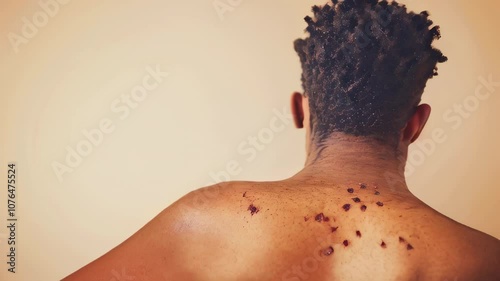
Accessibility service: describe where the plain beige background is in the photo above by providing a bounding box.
[0,0,499,280]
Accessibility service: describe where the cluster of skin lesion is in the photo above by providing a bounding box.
[242,182,414,257]
[342,183,384,213]
[304,183,414,257]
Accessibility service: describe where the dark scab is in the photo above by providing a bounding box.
[361,205,367,212]
[347,188,354,193]
[322,246,334,256]
[375,191,381,195]
[323,216,330,222]
[381,241,387,248]
[407,244,414,250]
[248,204,259,216]
[376,201,384,207]
[359,183,367,189]
[315,213,325,222]
[243,192,247,197]
[352,197,361,203]
[331,226,339,232]
[342,204,351,211]
[399,237,406,243]
[343,240,349,247]
[356,230,362,237]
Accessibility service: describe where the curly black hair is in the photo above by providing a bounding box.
[294,0,447,145]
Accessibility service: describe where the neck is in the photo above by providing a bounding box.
[292,134,410,194]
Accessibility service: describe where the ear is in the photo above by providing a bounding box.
[402,104,432,144]
[291,92,304,129]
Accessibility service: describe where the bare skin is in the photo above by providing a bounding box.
[62,93,500,281]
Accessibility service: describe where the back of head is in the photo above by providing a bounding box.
[294,0,447,145]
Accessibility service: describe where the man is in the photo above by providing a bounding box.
[63,0,500,280]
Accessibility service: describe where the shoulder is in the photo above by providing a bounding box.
[168,180,286,221]
[419,213,500,280]
[462,230,500,280]
[157,182,274,280]
[62,181,258,281]
[167,181,253,220]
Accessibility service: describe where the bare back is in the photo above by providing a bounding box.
[63,180,500,281]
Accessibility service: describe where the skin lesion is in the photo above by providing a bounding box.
[322,246,334,256]
[342,204,351,211]
[398,236,415,251]
[312,213,331,223]
[315,213,325,222]
[247,204,259,216]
